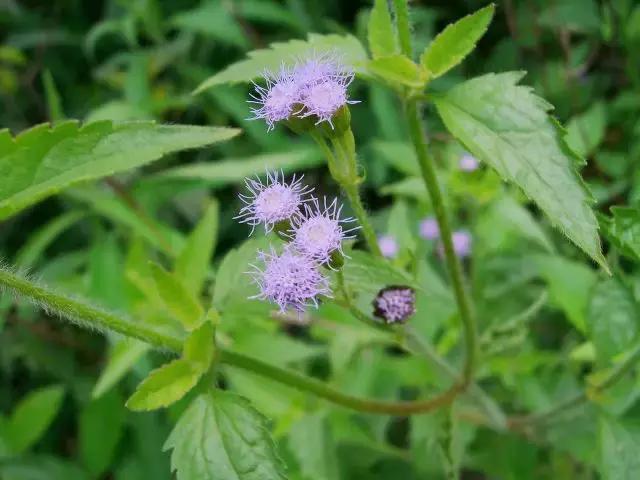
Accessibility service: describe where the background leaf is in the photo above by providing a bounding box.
[164,390,287,480]
[174,199,219,295]
[367,0,397,58]
[0,121,240,220]
[4,385,64,455]
[150,263,204,330]
[194,34,368,92]
[435,72,606,269]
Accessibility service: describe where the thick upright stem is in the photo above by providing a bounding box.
[405,99,478,383]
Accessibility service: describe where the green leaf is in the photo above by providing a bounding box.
[600,206,640,261]
[156,149,323,185]
[343,250,418,295]
[175,200,219,295]
[588,278,639,363]
[420,4,495,79]
[434,72,607,270]
[533,255,597,333]
[288,412,340,480]
[367,0,397,58]
[41,70,64,123]
[170,3,248,49]
[125,359,200,411]
[194,33,368,92]
[79,390,125,477]
[164,390,287,480]
[150,262,204,330]
[599,415,640,479]
[92,339,150,398]
[5,385,64,454]
[183,321,215,372]
[367,55,427,88]
[0,121,240,220]
[213,237,272,309]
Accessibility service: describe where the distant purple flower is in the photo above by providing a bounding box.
[248,66,300,131]
[452,230,472,257]
[249,246,331,312]
[378,235,398,259]
[373,286,416,324]
[459,153,479,172]
[419,217,440,240]
[437,230,472,259]
[289,197,358,264]
[236,170,312,233]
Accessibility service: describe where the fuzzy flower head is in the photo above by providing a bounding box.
[419,217,440,240]
[296,53,357,127]
[289,196,358,264]
[248,66,300,131]
[236,170,312,233]
[373,286,416,324]
[459,153,480,172]
[249,247,331,313]
[248,52,357,130]
[378,235,398,259]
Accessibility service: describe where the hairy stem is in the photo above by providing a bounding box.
[405,99,478,383]
[0,264,461,415]
[310,131,382,257]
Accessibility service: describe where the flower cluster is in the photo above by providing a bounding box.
[238,170,357,313]
[248,52,357,130]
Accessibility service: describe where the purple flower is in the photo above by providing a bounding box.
[452,230,472,257]
[289,196,358,264]
[296,54,357,127]
[373,286,416,324]
[419,217,440,240]
[248,66,300,131]
[236,170,312,233]
[378,235,398,259]
[459,153,479,172]
[249,246,331,312]
[248,52,357,130]
[437,230,472,259]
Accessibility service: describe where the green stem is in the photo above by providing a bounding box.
[0,264,460,415]
[221,349,463,414]
[392,0,412,58]
[404,99,478,384]
[0,266,184,351]
[310,131,382,257]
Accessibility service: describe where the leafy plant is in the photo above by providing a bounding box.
[2,0,640,479]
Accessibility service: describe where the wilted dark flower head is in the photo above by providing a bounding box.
[289,196,358,264]
[248,51,357,130]
[235,170,313,234]
[248,246,331,313]
[373,285,416,324]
